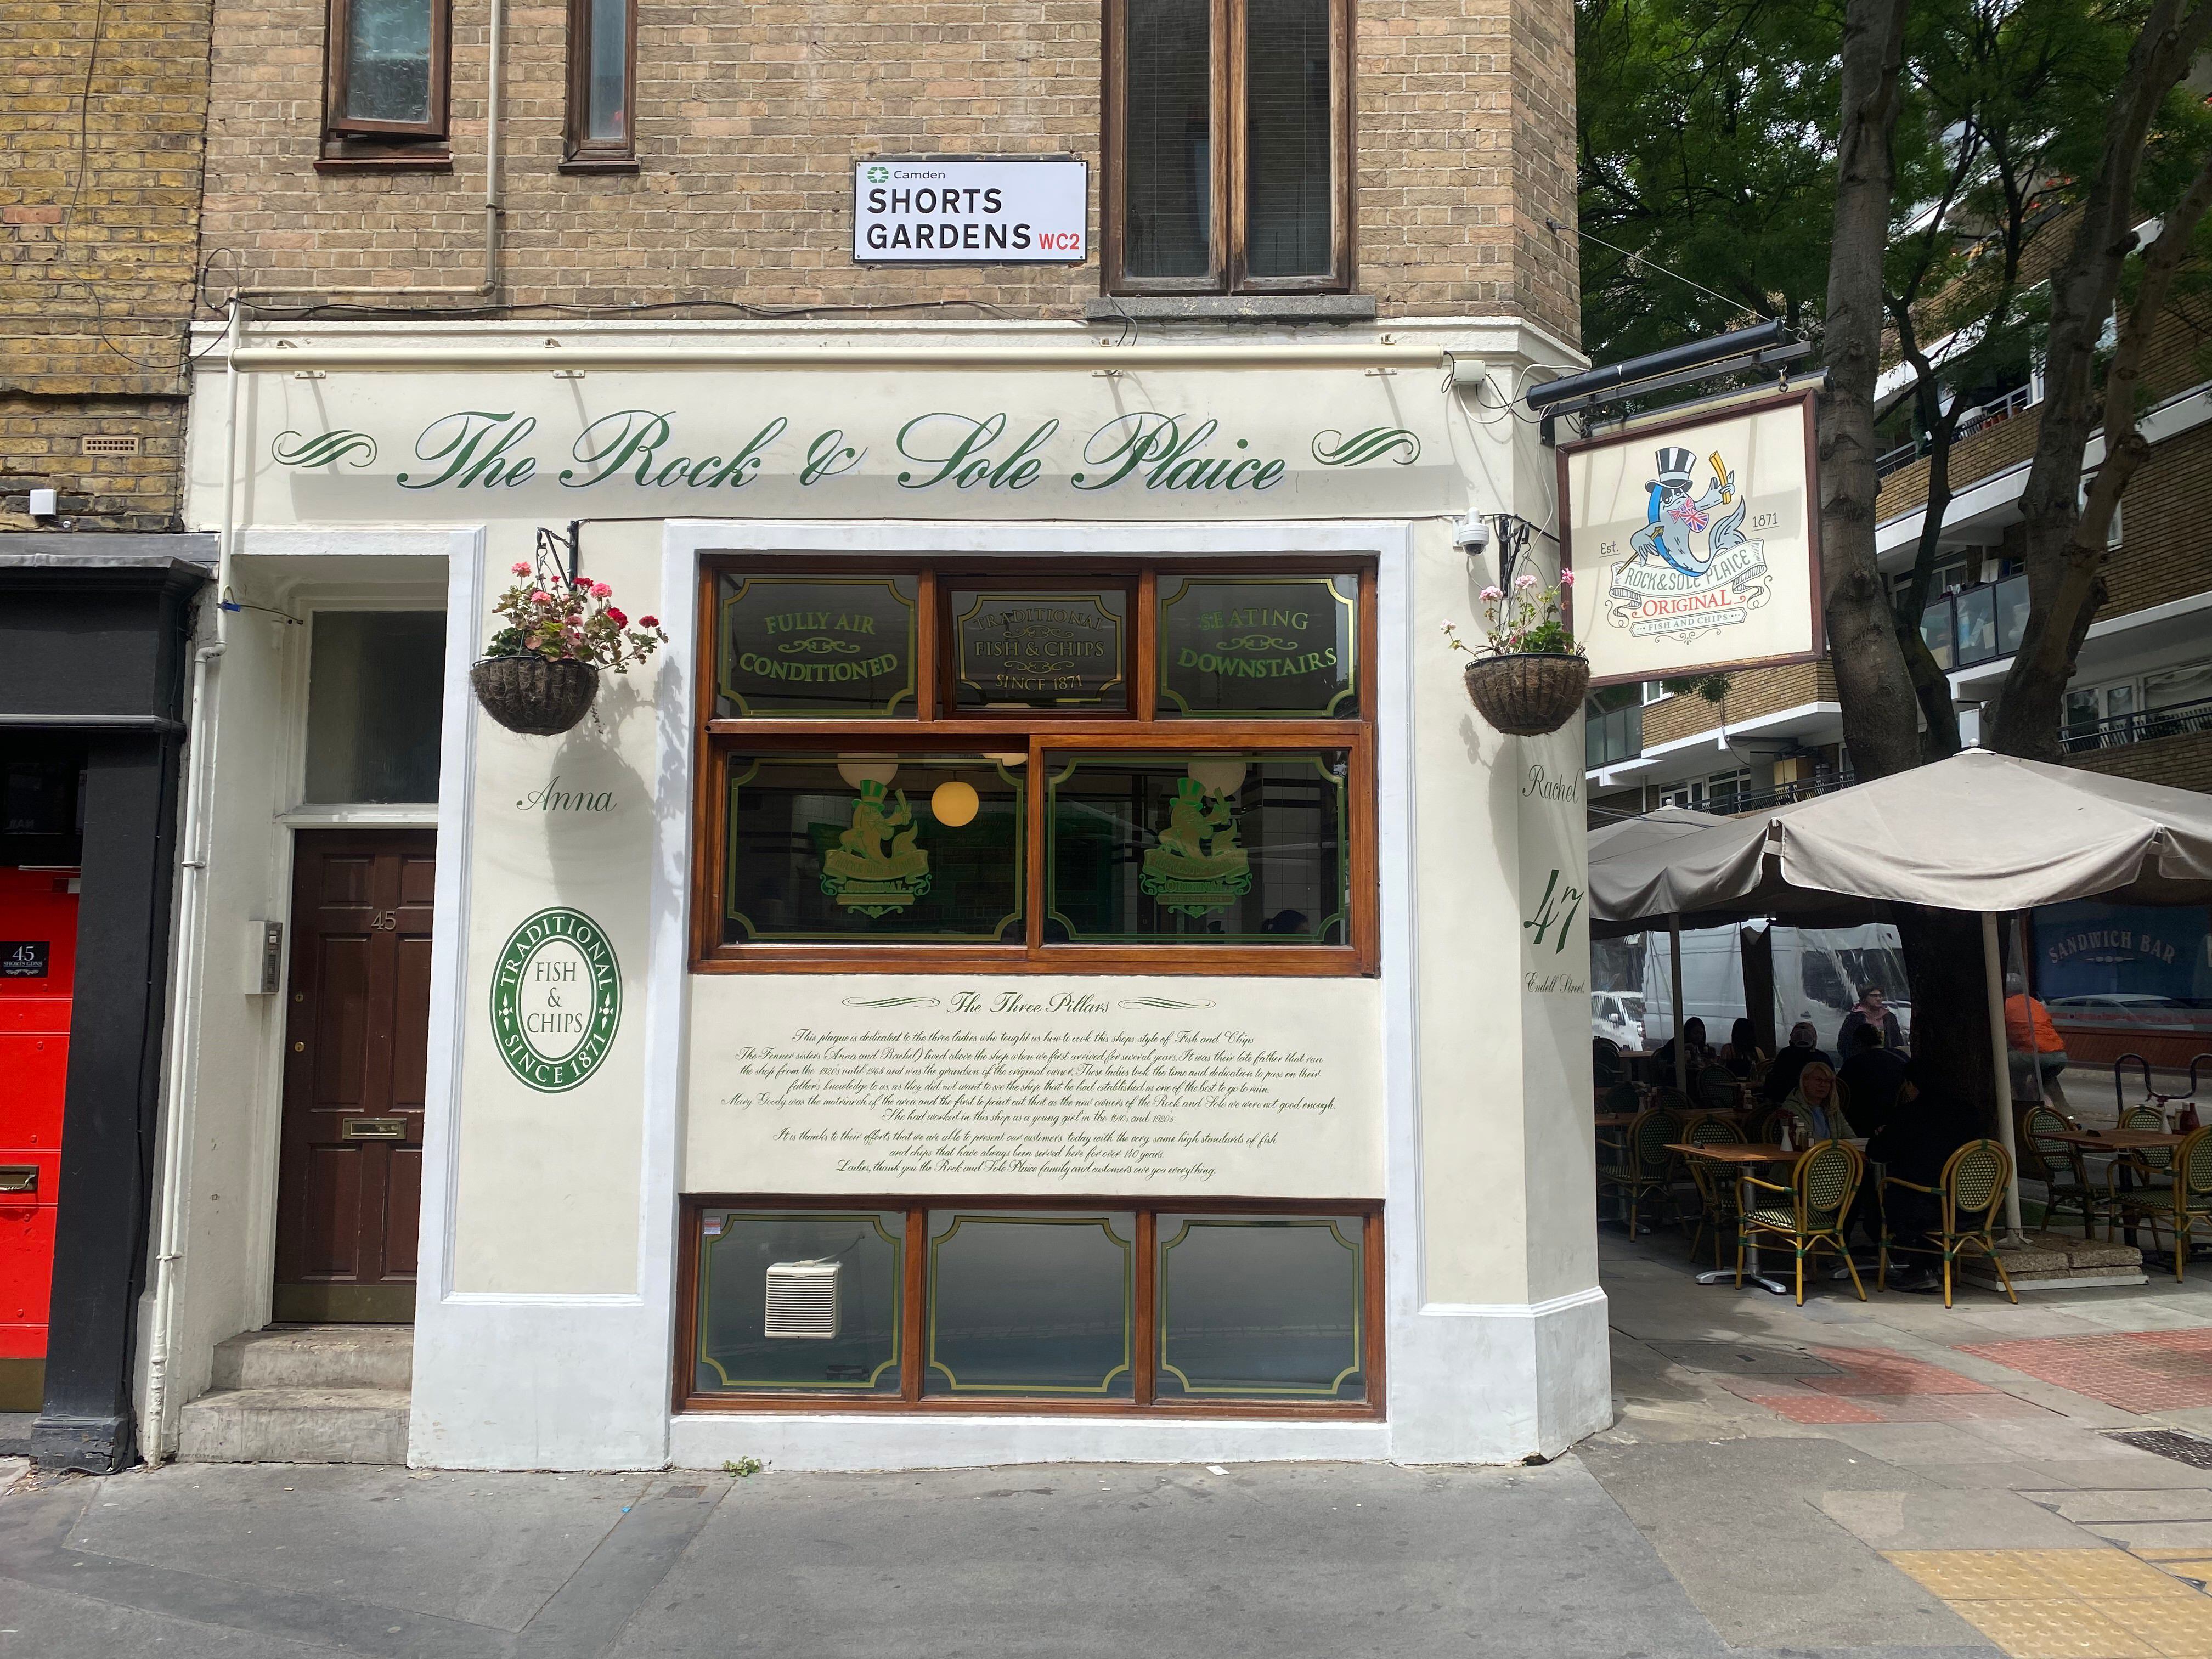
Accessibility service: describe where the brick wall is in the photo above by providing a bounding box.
[1875,401,2042,523]
[2067,730,2212,795]
[2102,416,2212,622]
[1641,659,1836,747]
[199,0,1579,338]
[0,0,210,531]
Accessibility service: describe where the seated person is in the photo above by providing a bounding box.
[1867,1060,1980,1291]
[1837,1022,1908,1136]
[1650,1016,1715,1083]
[1780,1059,1847,1141]
[1722,1017,1769,1079]
[2004,972,2073,1114]
[1763,1021,1831,1103]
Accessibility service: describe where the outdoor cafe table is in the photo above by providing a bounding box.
[2047,1127,2190,1253]
[1666,1141,1869,1296]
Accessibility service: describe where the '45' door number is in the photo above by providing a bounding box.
[369,910,398,932]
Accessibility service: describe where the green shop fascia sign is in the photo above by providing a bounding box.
[490,907,622,1092]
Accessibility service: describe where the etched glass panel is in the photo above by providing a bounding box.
[342,0,435,125]
[1047,752,1347,943]
[1158,574,1357,715]
[724,755,1023,943]
[950,588,1128,710]
[1156,1215,1364,1399]
[715,575,918,718]
[695,1210,904,1394]
[925,1211,1135,1396]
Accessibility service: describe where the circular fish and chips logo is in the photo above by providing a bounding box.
[489,908,621,1091]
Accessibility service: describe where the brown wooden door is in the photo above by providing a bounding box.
[273,830,435,1323]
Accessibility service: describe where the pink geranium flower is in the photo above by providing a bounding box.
[510,560,532,576]
[590,582,613,599]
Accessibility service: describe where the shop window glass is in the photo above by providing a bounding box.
[949,586,1128,710]
[722,755,1023,943]
[1157,574,1357,716]
[304,611,445,804]
[1047,752,1347,944]
[715,575,918,718]
[925,1212,1136,1397]
[1155,1215,1363,1400]
[2031,899,2212,1033]
[694,1211,904,1394]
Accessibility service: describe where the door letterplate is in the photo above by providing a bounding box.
[340,1118,407,1141]
[0,1165,36,1193]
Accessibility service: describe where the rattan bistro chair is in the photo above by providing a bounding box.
[1598,1105,1683,1237]
[1877,1138,2018,1307]
[2111,1125,2212,1283]
[1682,1113,1747,1269]
[2017,1104,2099,1238]
[1737,1139,1867,1306]
[1594,1037,1626,1092]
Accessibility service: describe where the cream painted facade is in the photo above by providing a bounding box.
[152,313,1607,1470]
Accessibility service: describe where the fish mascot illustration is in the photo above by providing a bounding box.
[1628,445,1750,580]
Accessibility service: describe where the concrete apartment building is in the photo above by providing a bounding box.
[1583,236,2212,1074]
[119,0,1607,1474]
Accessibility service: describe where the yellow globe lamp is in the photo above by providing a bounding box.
[930,779,980,827]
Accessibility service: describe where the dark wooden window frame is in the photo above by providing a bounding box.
[562,0,639,172]
[676,1195,1385,1419]
[1101,0,1355,296]
[323,0,453,140]
[692,555,1379,976]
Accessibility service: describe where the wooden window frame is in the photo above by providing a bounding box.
[692,555,1379,976]
[562,0,639,172]
[323,0,453,140]
[1101,0,1355,296]
[675,1195,1385,1420]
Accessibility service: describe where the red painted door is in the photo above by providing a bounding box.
[272,831,435,1323]
[0,865,79,1410]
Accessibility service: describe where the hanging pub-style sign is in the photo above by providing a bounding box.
[1560,388,1824,688]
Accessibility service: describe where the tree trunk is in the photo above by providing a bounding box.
[1816,0,1920,786]
[1988,0,2212,759]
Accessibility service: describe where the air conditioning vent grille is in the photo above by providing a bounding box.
[764,1260,839,1339]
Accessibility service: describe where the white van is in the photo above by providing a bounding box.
[1633,923,1911,1054]
[1591,991,1643,1051]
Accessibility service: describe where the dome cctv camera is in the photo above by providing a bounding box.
[1453,516,1491,551]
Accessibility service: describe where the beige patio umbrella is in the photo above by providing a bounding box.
[1589,749,2212,1232]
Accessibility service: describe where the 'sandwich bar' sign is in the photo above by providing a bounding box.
[1561,389,1823,687]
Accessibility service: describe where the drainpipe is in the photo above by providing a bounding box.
[232,0,503,304]
[142,300,243,1460]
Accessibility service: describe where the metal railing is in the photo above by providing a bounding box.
[2061,695,2212,754]
[1877,383,2037,478]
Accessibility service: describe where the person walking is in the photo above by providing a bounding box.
[1837,1022,1908,1136]
[2004,972,2073,1114]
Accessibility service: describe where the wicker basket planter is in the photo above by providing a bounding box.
[469,655,600,736]
[1462,652,1591,736]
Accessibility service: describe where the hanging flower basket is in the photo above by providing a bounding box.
[1461,651,1592,736]
[470,655,601,736]
[469,558,669,737]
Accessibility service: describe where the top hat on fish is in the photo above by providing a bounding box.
[1649,447,1696,492]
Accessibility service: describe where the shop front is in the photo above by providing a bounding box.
[164,317,1605,1470]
